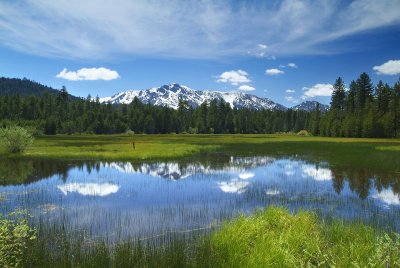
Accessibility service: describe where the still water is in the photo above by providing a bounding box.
[1,155,399,243]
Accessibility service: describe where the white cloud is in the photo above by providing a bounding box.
[373,60,400,75]
[302,83,333,99]
[238,85,255,91]
[217,70,250,85]
[258,44,268,50]
[56,67,120,81]
[285,96,299,104]
[1,1,399,59]
[278,63,297,69]
[248,43,275,59]
[266,68,284,75]
[286,89,295,93]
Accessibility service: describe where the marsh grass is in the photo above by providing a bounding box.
[7,207,399,267]
[207,207,400,267]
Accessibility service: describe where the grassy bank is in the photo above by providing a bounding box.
[1,134,400,172]
[3,207,399,267]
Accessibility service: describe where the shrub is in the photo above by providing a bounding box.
[0,126,34,153]
[0,210,36,268]
[297,130,311,136]
[126,129,135,136]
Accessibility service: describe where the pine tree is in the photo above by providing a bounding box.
[331,77,346,115]
[393,79,400,137]
[310,103,321,135]
[356,72,373,110]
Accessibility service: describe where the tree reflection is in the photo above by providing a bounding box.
[0,156,399,202]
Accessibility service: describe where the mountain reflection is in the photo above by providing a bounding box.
[0,156,399,201]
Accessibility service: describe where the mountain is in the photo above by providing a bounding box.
[292,101,329,112]
[0,77,78,99]
[100,83,286,110]
[1,78,329,112]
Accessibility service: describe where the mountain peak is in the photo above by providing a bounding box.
[100,84,285,111]
[292,100,329,112]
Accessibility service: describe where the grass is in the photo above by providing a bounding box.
[208,207,400,267]
[1,134,400,172]
[4,206,398,267]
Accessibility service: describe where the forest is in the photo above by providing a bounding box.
[0,72,399,137]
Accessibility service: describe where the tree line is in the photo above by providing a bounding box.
[0,72,399,137]
[315,72,400,138]
[0,86,310,135]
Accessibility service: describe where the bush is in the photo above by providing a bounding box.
[126,129,135,136]
[0,210,36,268]
[0,126,34,153]
[297,130,311,136]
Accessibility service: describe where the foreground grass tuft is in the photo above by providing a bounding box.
[209,207,400,267]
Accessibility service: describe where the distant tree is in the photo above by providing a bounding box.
[44,117,57,135]
[356,72,373,110]
[346,80,357,114]
[392,79,400,137]
[310,103,321,135]
[331,77,346,117]
[375,81,391,116]
[144,115,155,134]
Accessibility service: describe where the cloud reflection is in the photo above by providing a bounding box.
[302,165,332,181]
[218,179,249,194]
[372,189,400,206]
[238,172,255,180]
[58,183,119,197]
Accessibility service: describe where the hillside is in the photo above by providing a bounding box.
[0,77,77,99]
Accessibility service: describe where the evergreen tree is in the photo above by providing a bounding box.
[310,103,321,135]
[355,72,373,110]
[392,79,400,137]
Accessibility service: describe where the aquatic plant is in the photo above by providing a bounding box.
[0,210,36,268]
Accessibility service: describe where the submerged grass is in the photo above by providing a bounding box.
[1,134,400,172]
[7,207,399,267]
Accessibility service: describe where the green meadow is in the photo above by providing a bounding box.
[2,134,400,172]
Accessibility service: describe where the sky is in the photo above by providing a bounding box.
[0,0,400,107]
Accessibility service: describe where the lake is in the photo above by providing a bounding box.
[1,154,399,244]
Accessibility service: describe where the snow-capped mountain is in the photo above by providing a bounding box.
[100,83,286,110]
[292,101,329,112]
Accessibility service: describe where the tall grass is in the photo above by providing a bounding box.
[3,206,398,267]
[208,207,400,267]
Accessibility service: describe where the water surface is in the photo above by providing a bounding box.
[1,155,399,243]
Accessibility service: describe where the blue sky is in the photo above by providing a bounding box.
[0,0,400,107]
